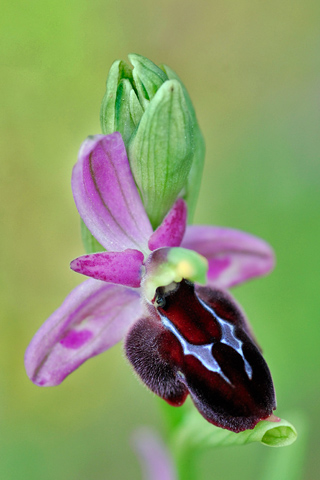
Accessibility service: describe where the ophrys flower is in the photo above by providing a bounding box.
[25,132,276,432]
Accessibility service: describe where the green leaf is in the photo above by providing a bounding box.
[171,409,297,455]
[260,412,308,480]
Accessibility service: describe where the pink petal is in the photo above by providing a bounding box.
[148,198,187,251]
[132,428,177,480]
[25,279,142,386]
[72,133,153,253]
[70,249,144,287]
[181,226,275,289]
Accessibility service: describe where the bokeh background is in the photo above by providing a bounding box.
[1,0,319,479]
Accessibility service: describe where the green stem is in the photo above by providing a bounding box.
[175,446,198,480]
[156,398,198,480]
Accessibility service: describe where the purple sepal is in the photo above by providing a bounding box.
[25,279,141,386]
[72,133,153,253]
[70,249,144,287]
[181,226,275,288]
[148,199,187,251]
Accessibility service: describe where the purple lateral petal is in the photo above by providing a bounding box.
[181,226,275,289]
[70,249,144,287]
[148,198,187,251]
[72,133,153,253]
[25,279,141,386]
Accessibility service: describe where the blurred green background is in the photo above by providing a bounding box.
[1,0,319,478]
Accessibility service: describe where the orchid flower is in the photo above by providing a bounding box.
[25,132,276,433]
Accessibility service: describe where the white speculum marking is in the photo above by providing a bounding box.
[160,299,253,386]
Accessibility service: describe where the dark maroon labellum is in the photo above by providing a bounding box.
[125,280,276,432]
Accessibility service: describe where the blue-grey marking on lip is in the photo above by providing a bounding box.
[160,314,232,385]
[198,299,253,380]
[159,298,253,386]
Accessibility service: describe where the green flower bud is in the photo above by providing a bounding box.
[161,64,205,223]
[100,54,205,229]
[100,60,143,145]
[129,53,168,109]
[128,79,194,228]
